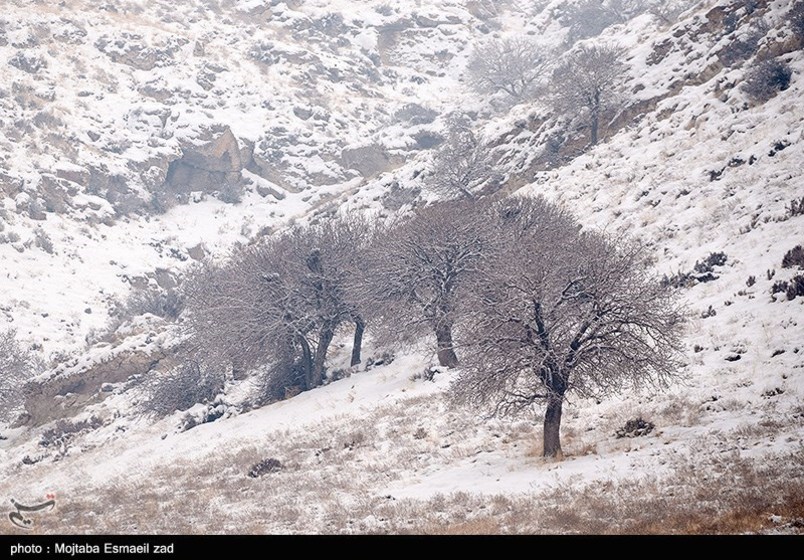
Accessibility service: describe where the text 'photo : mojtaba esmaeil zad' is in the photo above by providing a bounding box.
[0,0,803,540]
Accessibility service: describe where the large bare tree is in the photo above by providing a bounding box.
[185,214,371,398]
[359,199,495,368]
[454,196,685,458]
[551,44,627,146]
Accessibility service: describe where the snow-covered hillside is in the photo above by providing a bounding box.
[0,0,802,534]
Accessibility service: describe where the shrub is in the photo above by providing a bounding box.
[782,245,804,269]
[217,181,244,204]
[786,275,804,300]
[788,196,804,218]
[248,458,283,478]
[40,416,103,449]
[742,58,792,102]
[663,252,728,288]
[34,228,54,254]
[771,279,789,296]
[693,251,727,273]
[119,285,184,320]
[615,417,655,438]
[140,361,225,418]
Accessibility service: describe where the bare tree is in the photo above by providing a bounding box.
[428,115,494,200]
[359,199,495,368]
[0,329,43,423]
[185,214,371,398]
[453,196,685,458]
[551,44,628,146]
[466,37,545,99]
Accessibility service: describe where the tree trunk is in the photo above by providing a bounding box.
[542,395,564,459]
[299,337,313,391]
[310,327,334,388]
[590,92,600,146]
[350,318,365,367]
[435,323,459,368]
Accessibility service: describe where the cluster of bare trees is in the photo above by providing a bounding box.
[461,37,628,177]
[185,195,684,457]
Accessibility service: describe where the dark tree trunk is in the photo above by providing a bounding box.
[543,395,564,458]
[435,323,459,368]
[590,110,599,146]
[350,318,365,367]
[299,336,314,391]
[311,327,334,388]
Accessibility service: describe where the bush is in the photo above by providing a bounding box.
[119,286,184,320]
[786,275,804,300]
[742,58,792,102]
[615,417,655,438]
[140,361,225,418]
[40,416,103,449]
[788,196,804,218]
[693,251,727,274]
[782,245,804,269]
[217,181,244,204]
[34,228,54,254]
[771,275,804,300]
[662,252,728,288]
[248,458,283,478]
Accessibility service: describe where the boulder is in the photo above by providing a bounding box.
[164,127,244,194]
[340,144,392,178]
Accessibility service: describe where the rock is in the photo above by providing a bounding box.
[187,243,207,262]
[340,144,393,178]
[164,127,244,194]
[255,184,286,200]
[293,106,313,120]
[9,51,47,74]
[23,347,172,427]
[55,165,89,187]
[40,175,75,214]
[153,268,177,290]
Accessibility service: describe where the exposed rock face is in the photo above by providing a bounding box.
[164,128,244,194]
[22,347,171,427]
[340,145,393,178]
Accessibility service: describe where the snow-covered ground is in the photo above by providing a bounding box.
[0,0,802,534]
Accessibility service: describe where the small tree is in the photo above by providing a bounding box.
[551,44,628,146]
[428,115,493,200]
[466,37,545,100]
[359,199,495,368]
[0,329,43,423]
[454,196,685,458]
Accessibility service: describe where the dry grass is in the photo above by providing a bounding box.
[3,386,802,535]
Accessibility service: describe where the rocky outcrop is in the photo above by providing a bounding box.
[21,346,172,427]
[340,144,394,178]
[164,127,245,194]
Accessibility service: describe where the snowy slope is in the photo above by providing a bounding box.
[0,0,802,534]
